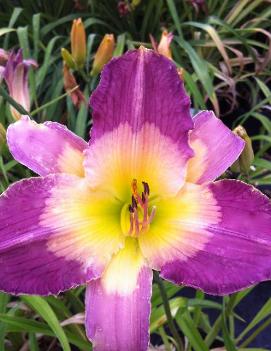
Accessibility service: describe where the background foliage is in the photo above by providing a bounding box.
[0,0,271,350]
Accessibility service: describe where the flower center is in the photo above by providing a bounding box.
[125,179,156,237]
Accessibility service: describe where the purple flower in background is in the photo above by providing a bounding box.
[3,49,37,119]
[1,48,271,351]
[0,49,9,82]
[187,0,207,14]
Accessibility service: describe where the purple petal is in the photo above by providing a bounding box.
[90,48,193,142]
[7,117,88,176]
[86,49,194,195]
[85,239,152,351]
[0,174,123,295]
[90,48,193,140]
[23,58,38,68]
[160,180,271,295]
[187,111,244,184]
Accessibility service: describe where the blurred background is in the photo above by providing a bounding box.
[0,0,271,350]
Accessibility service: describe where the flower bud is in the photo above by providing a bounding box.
[157,30,174,60]
[61,48,76,70]
[91,34,115,76]
[63,63,85,108]
[70,18,86,68]
[231,126,254,174]
[3,50,37,120]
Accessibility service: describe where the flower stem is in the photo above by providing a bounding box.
[31,85,80,116]
[0,85,30,117]
[154,272,184,351]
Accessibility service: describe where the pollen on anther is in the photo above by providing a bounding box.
[142,181,150,195]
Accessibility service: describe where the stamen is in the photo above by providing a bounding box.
[142,181,150,196]
[131,179,138,195]
[131,195,137,209]
[149,206,156,223]
[131,179,143,207]
[134,209,140,235]
[141,192,146,204]
[127,180,155,237]
[128,212,134,235]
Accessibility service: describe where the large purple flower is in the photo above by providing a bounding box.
[1,48,271,351]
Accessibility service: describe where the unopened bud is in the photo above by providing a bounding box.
[157,30,174,60]
[231,126,254,174]
[71,18,86,68]
[91,34,115,76]
[61,48,76,70]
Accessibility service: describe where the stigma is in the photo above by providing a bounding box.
[127,179,156,237]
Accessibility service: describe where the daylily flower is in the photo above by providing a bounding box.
[1,49,271,351]
[3,49,37,119]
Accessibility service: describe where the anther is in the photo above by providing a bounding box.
[142,181,150,195]
[132,179,138,195]
[127,179,155,237]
